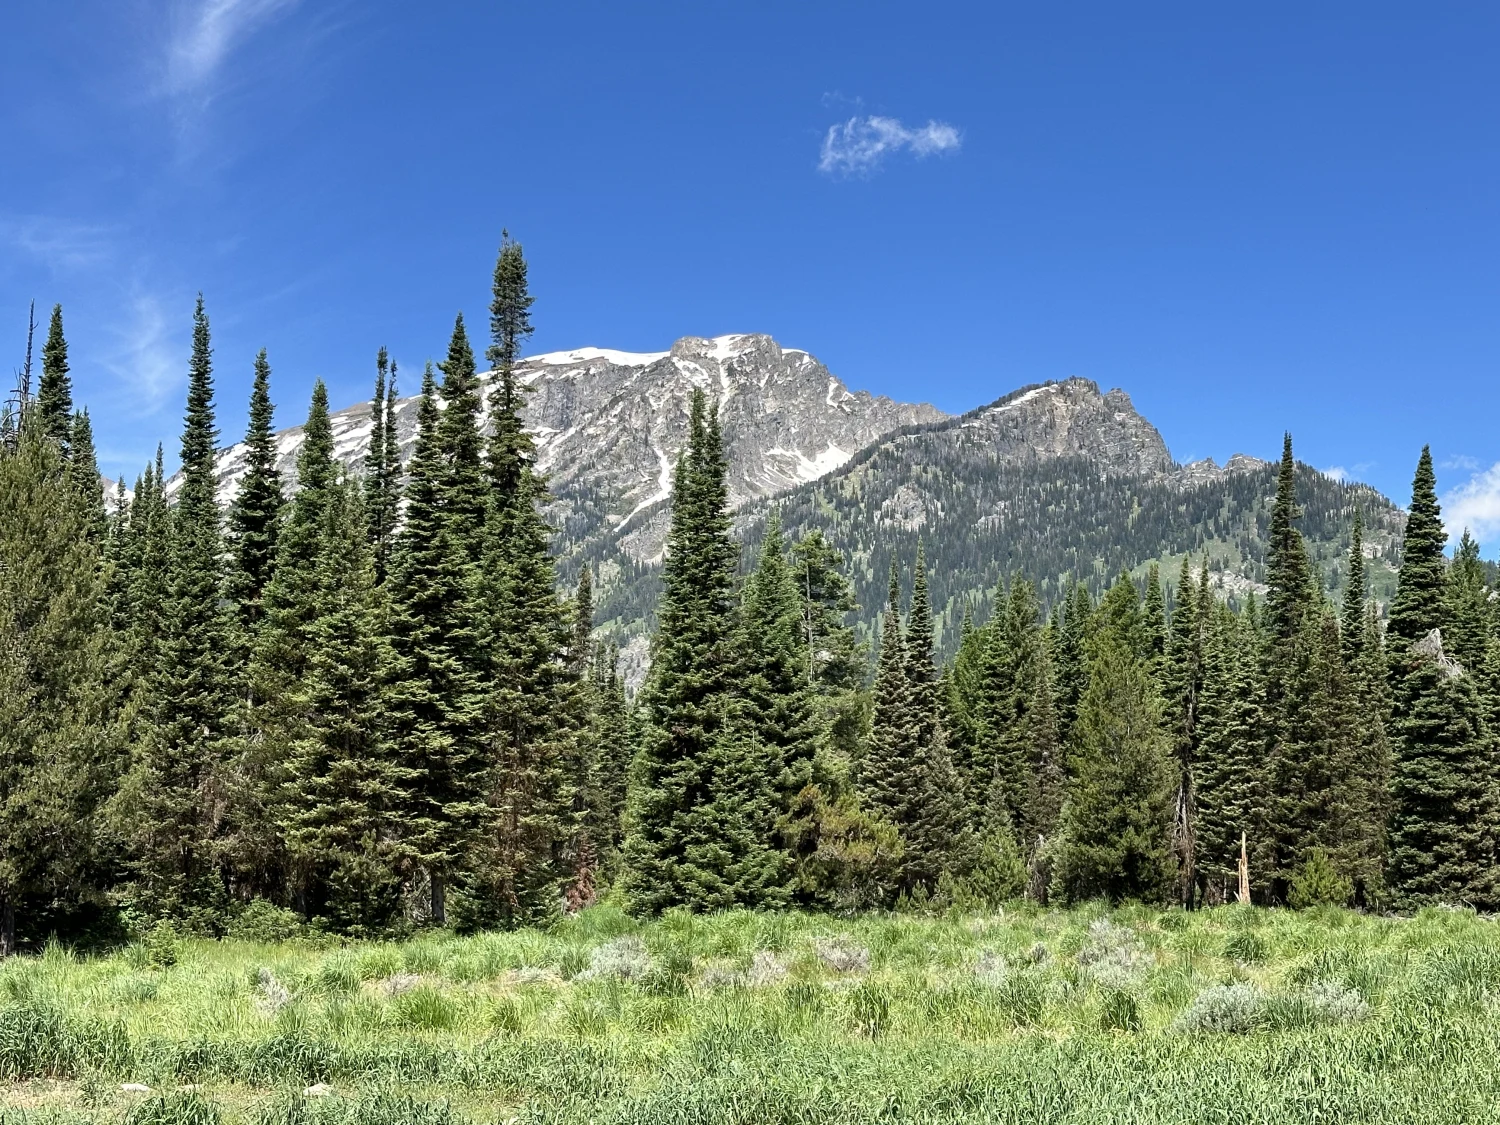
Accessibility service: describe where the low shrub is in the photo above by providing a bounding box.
[1173,983,1266,1034]
[228,901,306,944]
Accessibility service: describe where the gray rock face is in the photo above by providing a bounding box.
[173,333,946,564]
[953,380,1174,477]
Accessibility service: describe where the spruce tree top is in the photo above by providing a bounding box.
[36,303,73,450]
[1388,446,1447,651]
[1266,432,1313,644]
[177,296,220,521]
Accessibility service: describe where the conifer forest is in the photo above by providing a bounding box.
[6,241,1500,1123]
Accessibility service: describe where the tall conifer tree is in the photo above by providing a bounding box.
[1386,447,1493,907]
[383,365,487,924]
[226,350,283,637]
[127,296,233,919]
[623,391,785,912]
[35,305,73,452]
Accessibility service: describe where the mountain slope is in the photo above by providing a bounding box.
[180,332,944,559]
[719,379,1403,656]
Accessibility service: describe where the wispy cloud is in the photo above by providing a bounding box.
[1,217,119,274]
[1321,465,1349,482]
[1442,462,1500,547]
[101,292,183,418]
[163,0,300,101]
[1441,454,1480,472]
[818,115,962,177]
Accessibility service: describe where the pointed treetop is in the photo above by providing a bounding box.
[36,303,73,449]
[1388,445,1448,649]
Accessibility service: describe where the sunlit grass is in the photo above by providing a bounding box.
[0,903,1495,1122]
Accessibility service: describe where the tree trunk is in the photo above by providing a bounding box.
[0,895,15,958]
[430,871,446,925]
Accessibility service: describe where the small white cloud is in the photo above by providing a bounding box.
[1441,454,1480,472]
[1441,462,1500,546]
[1322,465,1349,482]
[818,115,962,176]
[163,0,299,99]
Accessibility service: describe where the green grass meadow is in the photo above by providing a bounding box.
[0,904,1498,1124]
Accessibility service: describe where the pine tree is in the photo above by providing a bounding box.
[789,529,868,760]
[279,480,407,930]
[1056,627,1176,904]
[860,563,913,847]
[1265,434,1315,645]
[1385,447,1494,907]
[1142,562,1167,670]
[1021,636,1065,874]
[35,305,73,452]
[1340,510,1367,666]
[1054,582,1093,737]
[739,511,819,806]
[437,314,488,560]
[383,365,488,924]
[364,349,402,584]
[1160,555,1204,905]
[0,422,121,952]
[1193,602,1269,903]
[468,238,576,926]
[623,391,785,912]
[899,547,972,890]
[1347,601,1393,905]
[1260,434,1319,899]
[1446,529,1490,674]
[226,350,283,637]
[232,380,339,901]
[125,295,233,921]
[66,410,105,542]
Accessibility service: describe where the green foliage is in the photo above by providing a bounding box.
[225,900,306,943]
[1288,848,1354,909]
[1056,602,1176,905]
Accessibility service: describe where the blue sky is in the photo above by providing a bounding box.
[4,3,1499,541]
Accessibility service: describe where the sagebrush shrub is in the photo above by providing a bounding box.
[1172,982,1265,1034]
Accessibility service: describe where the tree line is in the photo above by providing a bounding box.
[2,239,1496,951]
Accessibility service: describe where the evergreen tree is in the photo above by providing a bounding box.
[860,564,913,847]
[66,410,105,542]
[1340,509,1367,666]
[1347,602,1393,905]
[279,481,407,930]
[1265,433,1316,645]
[1160,555,1205,905]
[1054,582,1093,737]
[232,381,339,900]
[790,529,868,760]
[1142,562,1167,670]
[1385,447,1494,907]
[739,511,819,806]
[1056,626,1176,904]
[898,547,972,890]
[469,239,576,926]
[383,365,488,924]
[1021,635,1065,889]
[226,350,283,637]
[0,422,121,951]
[1193,602,1269,903]
[1446,529,1490,673]
[437,314,488,560]
[623,391,785,912]
[35,305,73,452]
[363,349,402,584]
[124,296,233,921]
